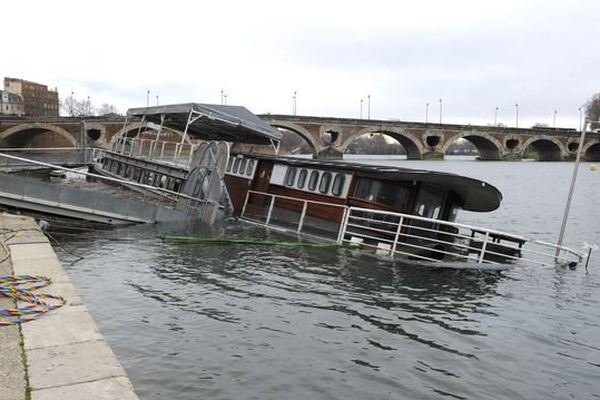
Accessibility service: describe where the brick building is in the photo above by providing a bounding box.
[0,90,25,116]
[3,77,59,116]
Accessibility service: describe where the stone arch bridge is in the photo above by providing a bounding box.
[0,116,188,150]
[1,114,599,161]
[261,115,600,161]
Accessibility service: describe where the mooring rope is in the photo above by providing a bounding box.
[0,225,67,326]
[0,275,66,326]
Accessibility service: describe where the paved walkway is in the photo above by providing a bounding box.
[0,213,139,400]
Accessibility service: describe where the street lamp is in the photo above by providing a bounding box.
[425,102,429,123]
[438,99,443,124]
[146,90,150,107]
[360,99,363,119]
[156,95,159,106]
[553,110,557,127]
[69,91,74,116]
[578,106,583,131]
[515,103,519,128]
[494,106,499,126]
[221,89,224,105]
[87,96,91,116]
[367,94,371,120]
[292,91,297,116]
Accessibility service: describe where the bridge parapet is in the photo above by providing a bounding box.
[260,114,597,161]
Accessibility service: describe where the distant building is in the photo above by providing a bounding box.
[3,77,59,116]
[0,90,25,116]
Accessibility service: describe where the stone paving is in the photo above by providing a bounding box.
[0,213,139,400]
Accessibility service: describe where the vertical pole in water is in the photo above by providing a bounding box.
[555,119,588,259]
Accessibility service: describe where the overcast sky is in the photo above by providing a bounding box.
[3,0,599,129]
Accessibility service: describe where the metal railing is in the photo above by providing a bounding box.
[241,190,348,240]
[338,207,583,267]
[111,137,197,168]
[0,147,94,169]
[239,190,584,267]
[0,152,220,224]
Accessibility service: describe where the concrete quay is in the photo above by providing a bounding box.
[0,213,139,400]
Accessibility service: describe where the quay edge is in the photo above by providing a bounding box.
[0,213,139,400]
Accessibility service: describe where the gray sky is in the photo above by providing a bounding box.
[3,0,599,129]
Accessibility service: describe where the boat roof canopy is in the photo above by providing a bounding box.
[243,154,503,212]
[127,103,282,145]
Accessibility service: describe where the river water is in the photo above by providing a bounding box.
[54,157,600,400]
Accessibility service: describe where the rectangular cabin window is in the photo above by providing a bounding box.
[354,178,409,210]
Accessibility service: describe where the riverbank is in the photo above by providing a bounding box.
[0,213,138,400]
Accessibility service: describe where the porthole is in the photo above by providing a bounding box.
[319,172,332,194]
[232,157,241,174]
[297,169,307,189]
[285,167,297,186]
[332,173,345,196]
[246,159,255,176]
[308,170,319,191]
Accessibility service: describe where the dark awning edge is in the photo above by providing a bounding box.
[127,103,282,145]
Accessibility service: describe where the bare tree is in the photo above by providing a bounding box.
[97,103,121,116]
[60,95,119,117]
[585,93,600,128]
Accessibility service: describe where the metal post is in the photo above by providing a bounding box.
[360,99,363,119]
[160,142,166,160]
[336,207,351,244]
[367,94,371,120]
[266,195,275,225]
[515,103,519,128]
[555,119,588,258]
[494,106,499,126]
[553,110,557,127]
[439,99,442,124]
[297,201,308,233]
[390,216,405,258]
[478,232,490,264]
[425,103,429,123]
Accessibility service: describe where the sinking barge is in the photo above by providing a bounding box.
[0,103,282,225]
[0,103,585,268]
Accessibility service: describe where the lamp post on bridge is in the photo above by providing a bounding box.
[425,102,429,123]
[438,99,443,124]
[360,98,363,119]
[367,94,371,120]
[494,106,499,126]
[578,106,583,131]
[553,110,557,127]
[146,90,150,107]
[515,103,519,128]
[69,91,74,117]
[292,91,297,116]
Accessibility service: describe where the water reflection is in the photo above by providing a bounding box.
[123,221,505,364]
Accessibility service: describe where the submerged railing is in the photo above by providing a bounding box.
[0,152,220,224]
[111,137,197,168]
[240,190,584,268]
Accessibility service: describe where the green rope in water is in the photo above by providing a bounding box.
[162,235,358,249]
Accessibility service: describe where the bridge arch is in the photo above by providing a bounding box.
[521,136,567,161]
[582,140,600,161]
[441,131,503,160]
[110,122,191,145]
[0,123,77,147]
[266,121,319,157]
[339,128,424,160]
